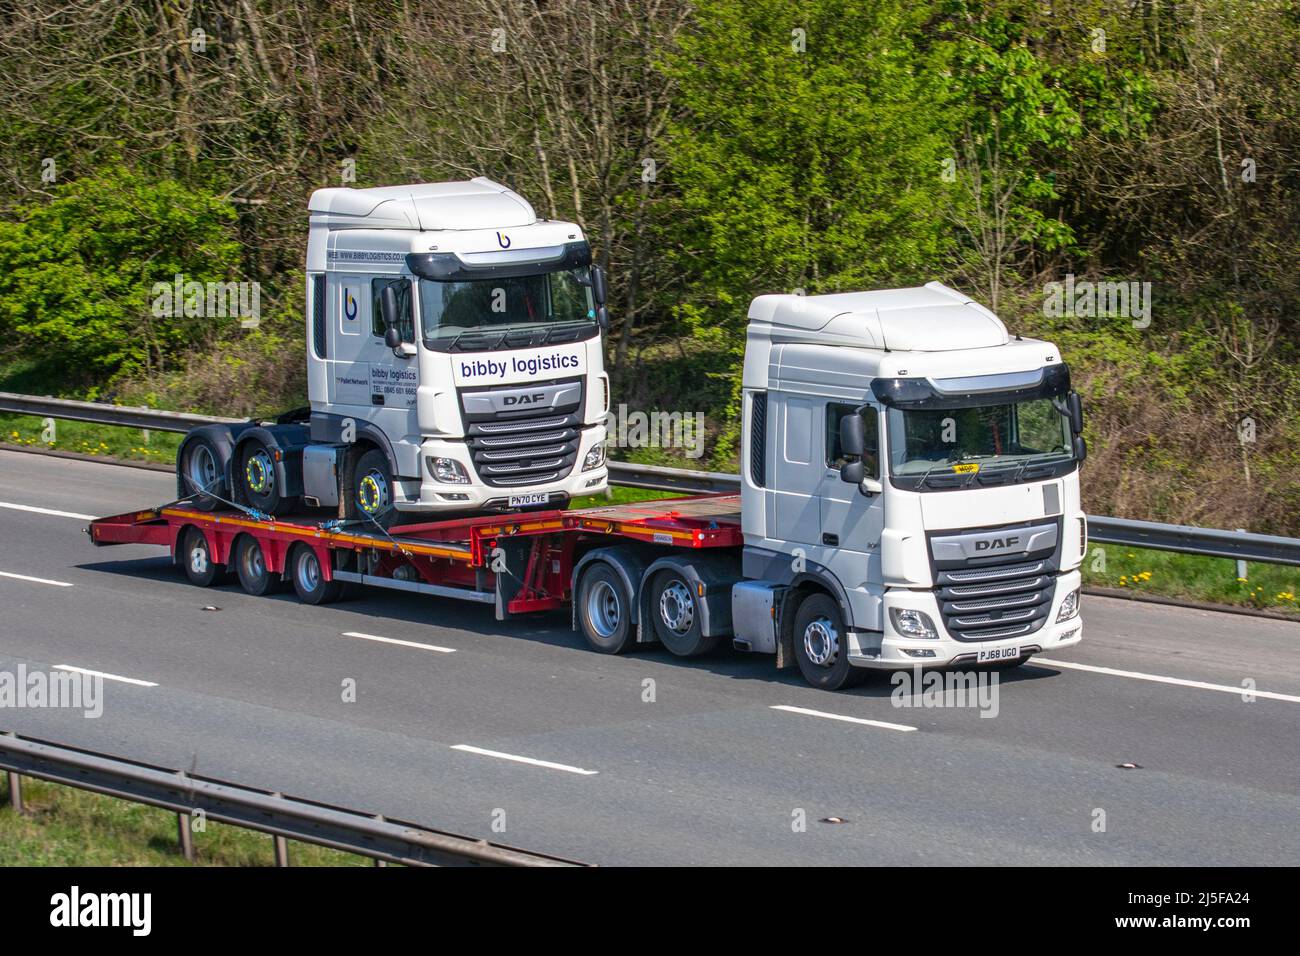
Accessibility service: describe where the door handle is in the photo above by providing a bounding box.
[822,533,839,546]
[371,394,385,406]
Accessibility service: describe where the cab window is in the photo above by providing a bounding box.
[826,402,879,477]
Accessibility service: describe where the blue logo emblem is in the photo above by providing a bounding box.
[497,232,512,249]
[344,291,357,321]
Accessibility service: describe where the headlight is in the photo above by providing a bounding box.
[889,607,938,639]
[582,441,607,472]
[426,456,469,484]
[1055,588,1080,622]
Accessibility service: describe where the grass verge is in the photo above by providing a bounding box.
[0,777,371,866]
[1,412,181,466]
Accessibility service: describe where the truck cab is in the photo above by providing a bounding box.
[737,282,1086,687]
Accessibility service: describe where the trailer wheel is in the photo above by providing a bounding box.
[349,449,397,530]
[179,526,222,587]
[649,570,719,657]
[576,563,636,654]
[288,544,343,605]
[792,593,865,691]
[233,535,280,596]
[178,437,224,511]
[237,438,296,516]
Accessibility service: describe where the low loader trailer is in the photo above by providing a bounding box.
[91,283,1089,690]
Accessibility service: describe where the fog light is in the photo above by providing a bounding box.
[582,442,607,472]
[901,648,937,658]
[1055,589,1080,622]
[890,607,938,639]
[426,456,469,484]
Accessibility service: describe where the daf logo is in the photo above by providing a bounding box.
[975,535,1021,551]
[503,392,546,406]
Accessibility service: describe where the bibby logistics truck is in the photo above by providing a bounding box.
[174,178,612,529]
[92,281,1087,690]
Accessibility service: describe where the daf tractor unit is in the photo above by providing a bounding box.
[174,178,611,527]
[98,281,1087,690]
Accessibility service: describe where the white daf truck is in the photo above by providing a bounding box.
[727,282,1087,687]
[175,179,610,524]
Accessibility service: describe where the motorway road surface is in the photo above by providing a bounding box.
[0,448,1297,865]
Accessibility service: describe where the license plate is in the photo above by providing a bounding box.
[977,645,1020,663]
[508,492,550,508]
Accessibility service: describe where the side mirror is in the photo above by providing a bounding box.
[380,286,402,350]
[839,412,866,457]
[1072,434,1087,463]
[839,459,864,484]
[1067,391,1084,435]
[596,305,610,332]
[590,265,608,307]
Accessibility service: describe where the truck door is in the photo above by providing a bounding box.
[769,395,822,546]
[820,402,885,573]
[325,274,420,472]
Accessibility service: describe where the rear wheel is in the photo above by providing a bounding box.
[179,526,222,587]
[233,535,280,596]
[178,437,224,511]
[792,593,865,690]
[649,569,719,657]
[576,563,636,654]
[289,544,343,605]
[349,449,397,530]
[237,438,296,516]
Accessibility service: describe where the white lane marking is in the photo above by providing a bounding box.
[0,570,74,588]
[53,664,158,687]
[771,704,918,732]
[451,744,598,776]
[1036,657,1300,704]
[0,501,96,520]
[342,631,456,654]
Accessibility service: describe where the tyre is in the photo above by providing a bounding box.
[792,592,865,690]
[233,534,280,596]
[179,526,222,587]
[178,436,225,511]
[649,569,719,657]
[237,438,296,516]
[576,563,636,654]
[288,543,343,605]
[349,448,397,530]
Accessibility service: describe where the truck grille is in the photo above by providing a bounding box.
[936,559,1056,642]
[458,377,586,488]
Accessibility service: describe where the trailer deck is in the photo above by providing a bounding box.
[88,494,743,617]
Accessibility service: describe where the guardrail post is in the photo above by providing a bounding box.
[5,771,22,814]
[373,815,388,866]
[1236,530,1248,580]
[177,812,195,861]
[273,834,290,867]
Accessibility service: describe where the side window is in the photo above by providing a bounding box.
[371,277,414,342]
[826,402,880,477]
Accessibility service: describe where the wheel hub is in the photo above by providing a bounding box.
[358,471,389,514]
[189,545,207,574]
[588,580,620,638]
[245,451,274,495]
[188,444,218,493]
[803,617,839,667]
[296,551,321,592]
[658,581,695,635]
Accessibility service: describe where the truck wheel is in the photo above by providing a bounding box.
[576,563,636,654]
[350,449,397,530]
[179,526,222,587]
[792,593,865,690]
[238,438,296,516]
[649,569,719,657]
[289,544,343,605]
[178,437,225,511]
[233,535,280,596]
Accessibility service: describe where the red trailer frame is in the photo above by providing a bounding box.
[89,494,744,618]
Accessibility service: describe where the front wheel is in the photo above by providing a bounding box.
[792,593,865,690]
[348,449,398,530]
[576,563,636,654]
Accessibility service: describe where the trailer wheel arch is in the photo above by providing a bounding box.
[571,546,652,644]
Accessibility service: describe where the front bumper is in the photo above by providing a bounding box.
[849,569,1083,669]
[398,427,608,512]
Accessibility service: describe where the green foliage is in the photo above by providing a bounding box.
[0,166,240,390]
